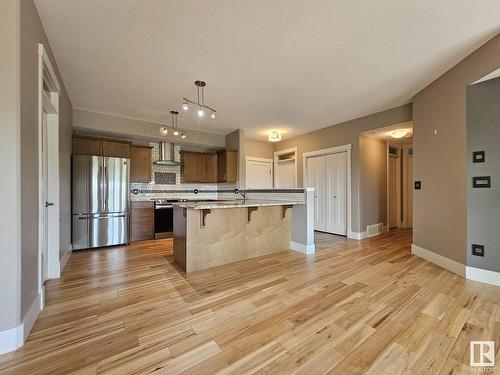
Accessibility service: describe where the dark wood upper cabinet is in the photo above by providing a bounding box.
[130,145,153,183]
[180,151,218,183]
[73,136,131,158]
[202,153,218,183]
[217,149,237,183]
[102,140,130,158]
[72,137,102,156]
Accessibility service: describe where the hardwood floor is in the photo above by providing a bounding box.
[0,229,498,374]
[314,231,348,250]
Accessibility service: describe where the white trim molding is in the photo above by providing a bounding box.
[350,231,367,240]
[245,156,273,163]
[290,241,315,254]
[60,245,72,273]
[466,266,500,287]
[411,244,465,277]
[0,291,43,355]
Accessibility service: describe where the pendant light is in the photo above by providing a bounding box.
[182,80,216,119]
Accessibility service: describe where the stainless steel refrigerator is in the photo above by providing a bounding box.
[72,155,130,250]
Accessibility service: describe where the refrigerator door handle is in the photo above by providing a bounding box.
[104,165,108,212]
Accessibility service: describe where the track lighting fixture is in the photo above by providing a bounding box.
[158,110,187,139]
[182,80,216,119]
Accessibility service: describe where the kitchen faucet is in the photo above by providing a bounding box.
[234,189,246,202]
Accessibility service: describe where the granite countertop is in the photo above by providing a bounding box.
[176,199,305,210]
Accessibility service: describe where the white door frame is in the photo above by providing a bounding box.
[38,43,61,295]
[386,143,402,229]
[401,144,413,228]
[245,156,273,189]
[273,147,298,188]
[302,144,352,238]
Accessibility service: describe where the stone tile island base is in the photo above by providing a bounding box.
[173,204,293,273]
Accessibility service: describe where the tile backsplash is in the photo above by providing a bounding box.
[130,143,236,200]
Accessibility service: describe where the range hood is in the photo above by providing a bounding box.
[154,141,181,166]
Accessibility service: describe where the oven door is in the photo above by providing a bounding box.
[154,204,173,239]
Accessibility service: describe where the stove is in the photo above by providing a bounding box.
[153,199,179,239]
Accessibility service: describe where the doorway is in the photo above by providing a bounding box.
[38,43,61,292]
[387,142,413,229]
[387,145,401,228]
[245,157,273,189]
[304,145,351,236]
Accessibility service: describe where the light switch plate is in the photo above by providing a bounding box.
[472,151,485,163]
[472,244,485,257]
[472,176,491,188]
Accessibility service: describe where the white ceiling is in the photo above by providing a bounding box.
[35,0,500,141]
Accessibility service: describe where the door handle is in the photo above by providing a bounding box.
[45,202,55,207]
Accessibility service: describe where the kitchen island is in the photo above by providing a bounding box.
[173,199,305,273]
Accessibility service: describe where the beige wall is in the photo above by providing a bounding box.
[413,33,500,264]
[74,109,226,149]
[225,130,245,187]
[359,135,387,230]
[0,0,22,332]
[245,139,274,159]
[275,104,412,232]
[19,0,74,320]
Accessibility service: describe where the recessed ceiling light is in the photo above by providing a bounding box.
[159,127,168,136]
[268,131,282,142]
[391,129,408,139]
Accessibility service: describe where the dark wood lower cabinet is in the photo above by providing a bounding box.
[131,201,154,242]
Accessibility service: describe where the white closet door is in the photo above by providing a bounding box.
[246,160,273,189]
[306,156,326,231]
[276,161,295,188]
[325,152,347,235]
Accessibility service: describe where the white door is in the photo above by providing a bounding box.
[388,154,401,228]
[306,156,326,231]
[276,160,295,188]
[41,110,49,283]
[246,159,273,189]
[325,152,347,235]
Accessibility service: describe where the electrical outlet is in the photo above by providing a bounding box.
[414,181,422,190]
[472,244,485,257]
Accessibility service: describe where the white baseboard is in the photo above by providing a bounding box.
[290,241,315,254]
[0,291,43,355]
[23,290,42,340]
[466,266,500,287]
[349,231,367,240]
[0,325,23,355]
[411,244,465,277]
[60,244,72,272]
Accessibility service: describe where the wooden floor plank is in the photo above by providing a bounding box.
[0,229,498,374]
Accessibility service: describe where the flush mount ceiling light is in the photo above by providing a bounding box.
[182,80,216,119]
[268,131,282,142]
[391,129,409,139]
